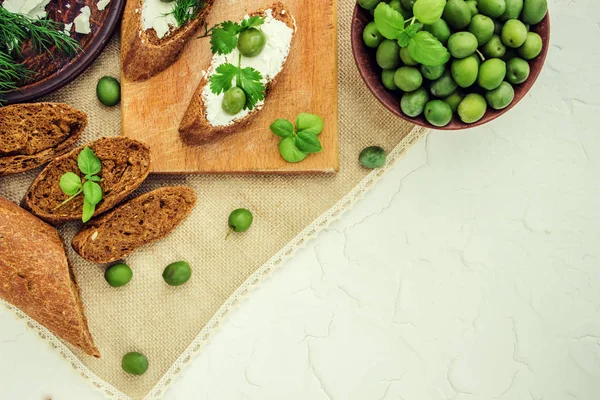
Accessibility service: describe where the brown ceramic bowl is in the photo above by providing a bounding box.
[1,0,125,105]
[351,6,550,130]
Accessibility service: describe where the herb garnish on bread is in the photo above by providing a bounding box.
[121,0,216,81]
[23,137,151,225]
[179,2,296,144]
[0,103,86,176]
[0,197,100,357]
[72,186,197,263]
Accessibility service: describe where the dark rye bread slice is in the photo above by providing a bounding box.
[23,137,151,225]
[72,186,197,263]
[179,2,295,145]
[0,103,86,176]
[0,197,100,357]
[121,0,216,81]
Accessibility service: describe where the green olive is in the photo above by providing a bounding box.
[363,22,384,48]
[359,146,387,169]
[222,87,246,115]
[122,352,149,376]
[96,76,121,107]
[162,261,192,286]
[237,28,266,57]
[104,263,133,287]
[228,208,254,233]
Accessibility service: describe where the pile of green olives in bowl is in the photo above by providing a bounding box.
[351,0,550,129]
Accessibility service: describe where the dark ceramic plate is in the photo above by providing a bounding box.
[351,5,550,130]
[1,0,125,105]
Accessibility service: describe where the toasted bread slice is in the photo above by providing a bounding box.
[179,2,296,144]
[121,0,216,82]
[0,197,100,357]
[22,137,151,225]
[72,186,197,263]
[0,103,86,176]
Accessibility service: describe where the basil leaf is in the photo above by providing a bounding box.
[82,180,103,206]
[397,23,422,47]
[77,147,101,176]
[278,136,308,163]
[408,31,451,66]
[270,119,295,138]
[85,175,102,182]
[374,2,405,40]
[59,172,82,195]
[296,132,323,154]
[296,113,324,136]
[413,0,446,24]
[82,198,96,223]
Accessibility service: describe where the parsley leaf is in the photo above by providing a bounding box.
[240,16,265,30]
[204,17,265,55]
[210,63,238,94]
[210,21,241,55]
[238,66,266,110]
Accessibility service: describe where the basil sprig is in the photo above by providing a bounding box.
[373,1,450,66]
[57,147,103,222]
[271,113,324,163]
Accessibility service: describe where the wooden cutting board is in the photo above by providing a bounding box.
[121,0,338,174]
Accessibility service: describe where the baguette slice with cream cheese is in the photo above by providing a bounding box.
[179,2,296,144]
[121,0,216,82]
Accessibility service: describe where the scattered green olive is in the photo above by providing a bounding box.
[104,263,133,287]
[359,146,387,169]
[121,352,149,376]
[237,28,266,57]
[162,261,192,286]
[96,76,121,107]
[228,208,254,234]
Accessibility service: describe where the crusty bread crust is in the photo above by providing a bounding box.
[0,103,86,176]
[0,197,100,357]
[178,2,295,145]
[121,0,216,82]
[22,137,151,225]
[72,186,197,263]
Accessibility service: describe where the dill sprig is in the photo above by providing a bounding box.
[0,7,80,56]
[0,50,31,94]
[0,7,81,97]
[172,0,206,27]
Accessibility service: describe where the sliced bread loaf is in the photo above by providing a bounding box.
[72,186,197,263]
[23,137,151,225]
[0,197,100,357]
[179,2,296,144]
[0,103,86,176]
[121,0,216,82]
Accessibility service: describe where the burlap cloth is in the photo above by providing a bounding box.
[0,1,427,399]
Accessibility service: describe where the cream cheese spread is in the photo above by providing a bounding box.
[141,0,178,39]
[202,9,295,127]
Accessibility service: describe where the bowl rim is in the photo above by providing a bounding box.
[350,5,551,130]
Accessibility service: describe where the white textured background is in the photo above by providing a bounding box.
[2,0,600,399]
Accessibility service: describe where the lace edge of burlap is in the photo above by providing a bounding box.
[1,125,429,400]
